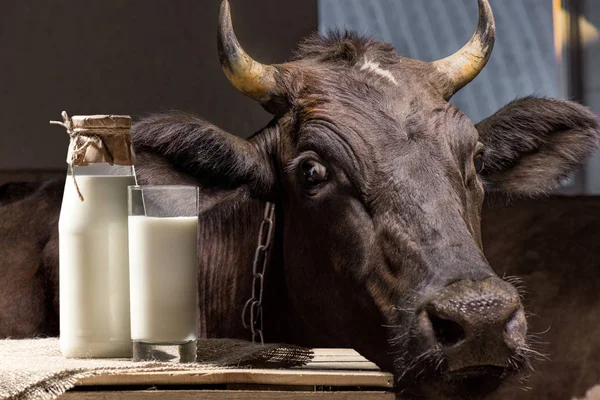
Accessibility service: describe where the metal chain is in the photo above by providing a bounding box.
[242,201,275,344]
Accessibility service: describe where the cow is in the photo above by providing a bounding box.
[0,0,598,399]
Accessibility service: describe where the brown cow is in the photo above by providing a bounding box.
[0,1,598,398]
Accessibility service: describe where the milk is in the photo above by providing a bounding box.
[128,216,198,343]
[59,175,135,358]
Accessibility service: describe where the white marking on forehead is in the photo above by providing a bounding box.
[359,57,398,85]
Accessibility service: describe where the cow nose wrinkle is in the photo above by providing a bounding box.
[428,311,466,347]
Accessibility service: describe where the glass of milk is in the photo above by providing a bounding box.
[128,185,199,363]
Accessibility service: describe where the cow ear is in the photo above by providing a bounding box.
[476,97,600,196]
[132,112,276,196]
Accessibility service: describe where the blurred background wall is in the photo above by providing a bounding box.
[579,0,600,193]
[320,0,559,124]
[0,0,318,182]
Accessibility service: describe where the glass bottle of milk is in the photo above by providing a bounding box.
[52,112,136,358]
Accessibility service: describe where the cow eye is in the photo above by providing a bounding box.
[474,153,484,173]
[301,159,328,186]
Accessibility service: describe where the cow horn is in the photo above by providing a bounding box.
[218,0,278,103]
[431,0,495,99]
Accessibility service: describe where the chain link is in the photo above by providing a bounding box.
[242,201,275,344]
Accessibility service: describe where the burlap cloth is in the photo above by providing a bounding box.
[0,338,313,400]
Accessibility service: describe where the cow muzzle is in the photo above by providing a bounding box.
[418,277,527,372]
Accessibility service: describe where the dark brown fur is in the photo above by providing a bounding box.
[477,97,600,196]
[482,196,600,399]
[0,180,61,337]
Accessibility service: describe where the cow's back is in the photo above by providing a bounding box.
[0,179,63,337]
[482,196,600,399]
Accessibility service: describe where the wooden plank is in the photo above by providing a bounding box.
[311,356,373,362]
[304,349,380,371]
[60,390,395,400]
[75,369,394,388]
[310,355,373,362]
[310,349,364,357]
[301,362,380,370]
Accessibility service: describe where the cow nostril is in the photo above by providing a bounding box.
[428,312,466,347]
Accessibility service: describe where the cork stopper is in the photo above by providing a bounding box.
[50,111,136,201]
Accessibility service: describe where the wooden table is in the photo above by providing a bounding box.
[59,349,395,399]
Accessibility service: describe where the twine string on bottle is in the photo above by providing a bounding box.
[50,111,86,201]
[50,111,121,202]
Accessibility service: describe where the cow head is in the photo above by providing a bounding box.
[142,1,600,398]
